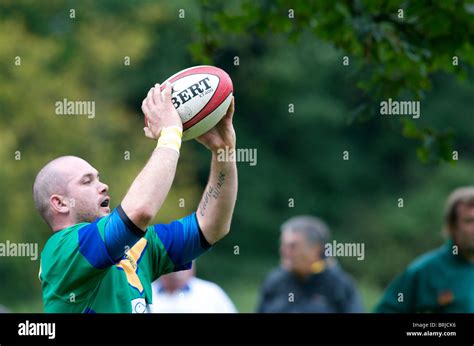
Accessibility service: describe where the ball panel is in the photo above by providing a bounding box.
[181,69,233,130]
[170,73,219,123]
[182,92,233,141]
[164,65,223,84]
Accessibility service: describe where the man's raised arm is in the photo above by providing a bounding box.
[122,83,183,231]
[196,97,238,244]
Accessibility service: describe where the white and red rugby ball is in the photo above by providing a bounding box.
[157,65,233,141]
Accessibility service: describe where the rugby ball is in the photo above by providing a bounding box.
[158,65,233,141]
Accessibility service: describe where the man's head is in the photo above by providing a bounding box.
[33,156,110,231]
[159,265,195,293]
[444,186,474,255]
[279,215,330,277]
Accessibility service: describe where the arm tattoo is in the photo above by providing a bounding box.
[199,187,212,217]
[199,171,226,217]
[213,171,226,198]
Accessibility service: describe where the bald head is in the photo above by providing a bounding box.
[33,156,90,227]
[159,264,196,293]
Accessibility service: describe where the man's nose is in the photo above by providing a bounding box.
[99,182,109,194]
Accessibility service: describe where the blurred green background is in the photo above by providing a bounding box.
[0,0,473,312]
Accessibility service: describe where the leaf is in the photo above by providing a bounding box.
[401,119,423,140]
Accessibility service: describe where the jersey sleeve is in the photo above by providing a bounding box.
[40,205,144,309]
[78,205,144,267]
[146,212,212,281]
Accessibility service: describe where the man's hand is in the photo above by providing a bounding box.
[196,96,236,151]
[141,83,182,140]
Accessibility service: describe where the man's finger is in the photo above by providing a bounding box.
[141,99,150,116]
[224,96,235,122]
[153,83,162,105]
[143,127,154,139]
[146,88,154,105]
[162,82,173,104]
[142,99,152,128]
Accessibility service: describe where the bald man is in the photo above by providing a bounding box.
[151,264,237,313]
[35,83,238,313]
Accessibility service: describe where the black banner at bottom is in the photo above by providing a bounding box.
[0,313,472,345]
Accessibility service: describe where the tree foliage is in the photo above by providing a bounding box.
[193,0,474,163]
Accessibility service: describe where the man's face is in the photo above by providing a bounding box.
[63,158,110,223]
[159,269,194,293]
[451,203,474,253]
[279,230,320,276]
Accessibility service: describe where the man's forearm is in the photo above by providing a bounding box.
[196,152,238,244]
[121,147,179,230]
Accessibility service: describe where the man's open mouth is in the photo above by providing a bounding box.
[100,198,110,207]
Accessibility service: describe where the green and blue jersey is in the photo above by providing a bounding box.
[40,205,211,313]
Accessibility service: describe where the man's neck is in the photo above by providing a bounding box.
[52,220,75,232]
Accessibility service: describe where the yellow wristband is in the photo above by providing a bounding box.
[156,126,183,153]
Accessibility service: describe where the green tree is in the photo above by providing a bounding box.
[193,0,474,163]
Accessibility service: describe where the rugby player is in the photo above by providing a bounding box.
[34,83,237,312]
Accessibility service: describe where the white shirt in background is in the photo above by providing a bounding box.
[150,277,237,313]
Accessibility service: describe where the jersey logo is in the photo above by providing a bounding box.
[131,298,149,313]
[437,290,454,306]
[116,238,147,293]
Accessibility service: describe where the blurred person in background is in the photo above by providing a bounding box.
[257,215,364,313]
[376,186,474,312]
[150,263,237,313]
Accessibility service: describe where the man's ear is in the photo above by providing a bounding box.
[50,194,70,214]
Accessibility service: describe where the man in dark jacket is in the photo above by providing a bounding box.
[257,215,364,313]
